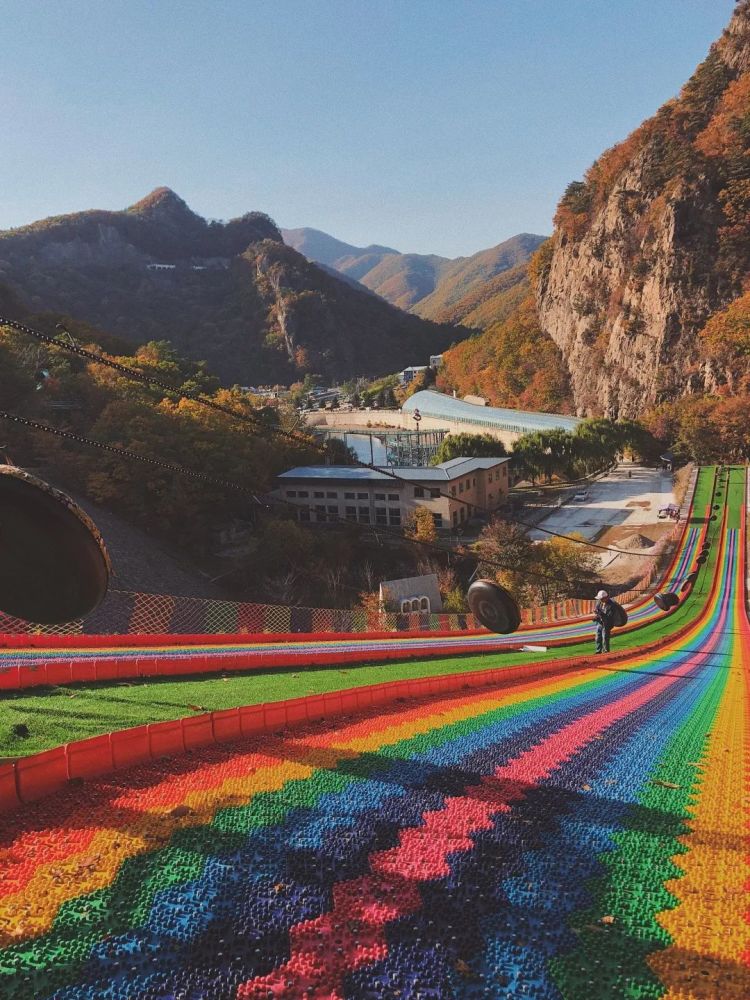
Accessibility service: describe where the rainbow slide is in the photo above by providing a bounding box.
[0,466,747,998]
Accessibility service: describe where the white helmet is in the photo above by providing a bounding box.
[596,589,609,600]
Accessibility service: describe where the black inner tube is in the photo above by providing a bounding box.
[467,579,521,635]
[0,467,110,624]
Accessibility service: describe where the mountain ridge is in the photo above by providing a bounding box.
[281,227,398,267]
[0,190,460,385]
[282,226,545,323]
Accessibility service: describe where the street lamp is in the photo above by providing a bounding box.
[412,407,421,465]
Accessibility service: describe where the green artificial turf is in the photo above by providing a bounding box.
[0,466,726,757]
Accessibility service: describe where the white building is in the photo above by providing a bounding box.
[277,456,511,531]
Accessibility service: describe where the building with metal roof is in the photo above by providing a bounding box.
[277,456,511,532]
[402,390,581,436]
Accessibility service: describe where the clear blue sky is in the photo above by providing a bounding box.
[0,0,736,257]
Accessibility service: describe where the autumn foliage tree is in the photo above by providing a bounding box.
[0,325,318,554]
[474,518,599,607]
[644,394,750,464]
[700,291,750,393]
[406,506,438,544]
[438,294,573,413]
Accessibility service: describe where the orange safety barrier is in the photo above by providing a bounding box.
[67,734,114,781]
[0,626,484,650]
[146,720,185,760]
[14,746,68,804]
[0,762,19,811]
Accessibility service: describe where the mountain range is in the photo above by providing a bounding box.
[282,227,544,326]
[0,189,460,385]
[4,2,748,427]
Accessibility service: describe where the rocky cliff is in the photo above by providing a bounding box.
[536,1,750,418]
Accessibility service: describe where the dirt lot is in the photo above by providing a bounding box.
[527,462,688,592]
[529,464,674,543]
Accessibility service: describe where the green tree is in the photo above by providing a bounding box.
[512,418,655,484]
[432,432,506,465]
[512,428,574,483]
[382,386,397,408]
[570,419,622,475]
[322,438,356,465]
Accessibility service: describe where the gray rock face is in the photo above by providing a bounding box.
[535,3,750,419]
[536,160,717,418]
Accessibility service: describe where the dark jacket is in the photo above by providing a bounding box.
[594,599,617,629]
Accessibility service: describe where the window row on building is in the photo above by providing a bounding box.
[296,505,405,526]
[276,455,511,534]
[285,489,401,501]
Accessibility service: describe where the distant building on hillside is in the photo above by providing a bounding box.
[276,455,511,532]
[146,259,229,272]
[398,365,429,386]
[429,354,444,368]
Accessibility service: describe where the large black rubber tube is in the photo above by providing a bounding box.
[467,579,522,635]
[0,466,110,623]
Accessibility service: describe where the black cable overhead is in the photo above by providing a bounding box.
[1,317,313,447]
[0,411,261,496]
[2,314,671,559]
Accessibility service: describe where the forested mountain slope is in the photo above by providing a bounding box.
[283,227,544,323]
[0,190,458,385]
[411,234,545,323]
[438,1,750,460]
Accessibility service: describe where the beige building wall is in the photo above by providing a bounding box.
[278,459,510,533]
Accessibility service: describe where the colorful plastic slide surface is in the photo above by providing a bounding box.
[0,467,747,998]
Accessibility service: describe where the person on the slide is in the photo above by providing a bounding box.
[593,589,617,653]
